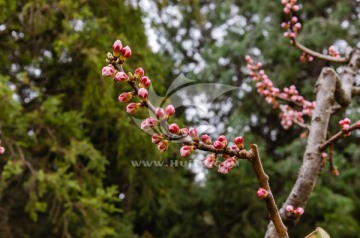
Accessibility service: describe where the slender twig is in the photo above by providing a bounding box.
[318,121,360,151]
[250,144,289,238]
[293,39,348,63]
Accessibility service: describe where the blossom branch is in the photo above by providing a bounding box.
[251,144,289,238]
[292,39,348,63]
[318,121,360,151]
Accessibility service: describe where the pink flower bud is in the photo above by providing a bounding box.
[155,108,165,119]
[213,140,225,149]
[218,163,230,174]
[257,188,268,198]
[245,55,252,62]
[151,134,163,144]
[180,145,194,157]
[231,145,240,152]
[292,5,299,11]
[286,205,294,213]
[114,71,129,82]
[234,136,244,147]
[112,40,123,57]
[0,146,5,155]
[134,68,144,78]
[224,157,236,169]
[138,88,148,99]
[188,127,198,139]
[126,103,140,114]
[291,16,298,23]
[343,118,351,124]
[281,0,288,5]
[203,154,216,168]
[118,92,133,102]
[201,134,212,144]
[139,76,151,88]
[141,117,158,130]
[157,140,169,152]
[217,135,227,144]
[165,105,175,117]
[120,46,132,60]
[342,124,350,130]
[321,152,328,158]
[168,123,180,134]
[294,207,304,215]
[102,65,115,77]
[179,128,189,135]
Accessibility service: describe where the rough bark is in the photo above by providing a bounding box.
[265,67,338,238]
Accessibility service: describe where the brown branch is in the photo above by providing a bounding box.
[293,39,348,63]
[250,144,289,238]
[266,67,338,238]
[318,122,360,151]
[352,86,360,96]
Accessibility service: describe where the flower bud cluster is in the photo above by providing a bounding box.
[339,118,351,136]
[328,45,340,58]
[281,0,301,39]
[246,55,315,129]
[299,52,313,62]
[286,205,304,215]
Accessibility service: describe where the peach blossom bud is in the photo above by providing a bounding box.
[283,32,290,38]
[120,46,132,60]
[321,152,328,158]
[217,135,227,144]
[231,145,240,152]
[126,103,141,114]
[189,127,198,139]
[168,123,180,134]
[201,134,212,144]
[343,118,351,124]
[180,145,194,157]
[139,76,151,88]
[203,154,216,168]
[102,64,115,77]
[291,16,298,23]
[290,32,297,38]
[155,108,165,119]
[114,71,129,82]
[112,40,123,57]
[286,205,294,213]
[308,56,314,62]
[151,134,163,144]
[138,88,148,99]
[118,92,133,102]
[218,163,230,174]
[134,68,144,78]
[234,136,244,147]
[245,55,252,62]
[342,124,350,130]
[283,7,290,14]
[141,120,150,130]
[0,146,5,154]
[213,140,225,149]
[224,157,236,169]
[292,5,299,11]
[179,128,189,135]
[281,0,288,4]
[257,188,268,198]
[294,207,304,215]
[165,105,175,117]
[294,22,301,30]
[157,140,169,152]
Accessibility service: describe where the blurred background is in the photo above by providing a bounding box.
[0,0,360,237]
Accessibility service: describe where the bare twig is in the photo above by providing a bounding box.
[293,39,348,63]
[250,144,289,238]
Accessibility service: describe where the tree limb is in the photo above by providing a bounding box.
[293,39,348,63]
